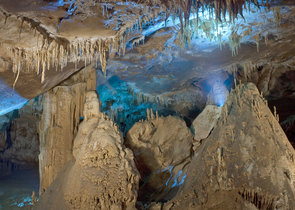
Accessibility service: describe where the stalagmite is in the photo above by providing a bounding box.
[164,83,295,209]
[146,108,150,120]
[150,108,155,120]
[274,106,279,122]
[36,91,140,210]
[39,65,96,194]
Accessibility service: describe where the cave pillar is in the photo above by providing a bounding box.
[39,66,96,194]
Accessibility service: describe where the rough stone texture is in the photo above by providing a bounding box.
[125,112,193,203]
[163,83,295,209]
[36,91,140,210]
[227,59,295,146]
[0,96,42,175]
[191,105,222,149]
[39,65,96,194]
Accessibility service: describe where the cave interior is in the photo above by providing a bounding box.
[0,0,295,209]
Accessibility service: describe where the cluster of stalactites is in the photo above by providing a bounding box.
[10,37,116,85]
[140,0,268,28]
[8,0,270,86]
[74,0,266,31]
[8,0,162,85]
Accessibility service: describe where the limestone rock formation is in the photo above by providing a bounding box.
[39,65,96,193]
[163,83,295,209]
[125,111,193,203]
[191,105,221,149]
[36,91,140,210]
[0,96,42,175]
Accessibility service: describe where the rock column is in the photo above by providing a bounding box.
[39,66,96,194]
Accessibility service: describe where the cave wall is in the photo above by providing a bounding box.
[0,96,43,176]
[39,65,96,194]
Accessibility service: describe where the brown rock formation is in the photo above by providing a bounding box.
[36,91,140,210]
[125,111,193,203]
[191,105,221,149]
[163,83,295,209]
[39,65,96,193]
[228,57,295,146]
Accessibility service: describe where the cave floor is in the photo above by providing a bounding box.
[0,168,39,209]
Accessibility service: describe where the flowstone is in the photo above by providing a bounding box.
[36,91,140,210]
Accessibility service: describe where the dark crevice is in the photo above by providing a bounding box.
[238,189,275,210]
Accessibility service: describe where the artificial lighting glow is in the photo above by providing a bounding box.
[0,79,28,116]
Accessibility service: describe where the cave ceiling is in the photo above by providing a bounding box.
[0,0,294,116]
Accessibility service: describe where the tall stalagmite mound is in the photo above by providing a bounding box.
[163,83,295,209]
[39,65,96,193]
[36,91,140,210]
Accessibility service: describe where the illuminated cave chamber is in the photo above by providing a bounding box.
[0,0,295,209]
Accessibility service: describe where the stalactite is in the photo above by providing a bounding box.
[229,31,241,56]
[3,0,265,83]
[264,32,269,46]
[19,18,24,39]
[273,7,281,26]
[253,33,261,53]
[12,63,20,89]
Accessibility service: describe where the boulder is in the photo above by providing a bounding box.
[125,111,193,203]
[191,105,222,149]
